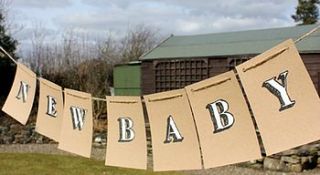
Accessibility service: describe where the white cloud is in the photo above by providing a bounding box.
[69,0,296,35]
[177,20,201,33]
[10,0,300,53]
[12,0,73,8]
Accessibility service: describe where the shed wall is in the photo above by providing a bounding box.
[114,64,141,96]
[141,54,320,95]
[301,54,320,94]
[141,61,155,95]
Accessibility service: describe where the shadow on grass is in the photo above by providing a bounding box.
[0,153,183,175]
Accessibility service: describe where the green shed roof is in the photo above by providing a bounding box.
[140,24,320,60]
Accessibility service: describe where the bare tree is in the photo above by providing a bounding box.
[61,29,101,67]
[120,24,160,62]
[97,33,121,65]
[0,0,23,36]
[29,22,46,75]
[19,23,162,130]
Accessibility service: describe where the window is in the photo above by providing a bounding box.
[155,59,209,92]
[227,56,250,70]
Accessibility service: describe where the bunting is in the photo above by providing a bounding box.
[1,32,320,171]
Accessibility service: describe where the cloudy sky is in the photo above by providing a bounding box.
[8,0,300,52]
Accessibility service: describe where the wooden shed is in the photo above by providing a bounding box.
[113,61,141,96]
[139,24,320,95]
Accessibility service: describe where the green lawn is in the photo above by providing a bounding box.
[0,153,184,175]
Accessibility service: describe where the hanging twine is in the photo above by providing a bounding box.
[294,24,320,44]
[148,93,183,102]
[191,77,231,92]
[242,24,320,73]
[0,47,18,64]
[0,24,319,101]
[242,47,289,73]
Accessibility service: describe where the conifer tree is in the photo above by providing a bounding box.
[0,10,18,99]
[292,0,320,25]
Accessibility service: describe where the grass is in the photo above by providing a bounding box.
[0,153,184,175]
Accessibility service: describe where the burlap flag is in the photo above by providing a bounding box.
[36,78,63,142]
[236,39,320,155]
[2,63,37,125]
[58,88,93,158]
[144,89,202,171]
[105,96,147,170]
[185,71,261,169]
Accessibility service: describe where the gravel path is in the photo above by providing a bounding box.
[1,144,320,175]
[187,166,320,175]
[0,144,106,160]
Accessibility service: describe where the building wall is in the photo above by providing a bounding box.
[141,53,320,95]
[114,64,141,96]
[141,57,228,95]
[141,61,155,95]
[208,57,229,77]
[301,54,320,94]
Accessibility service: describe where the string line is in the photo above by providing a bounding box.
[242,24,320,73]
[0,24,319,102]
[191,78,231,92]
[242,47,289,73]
[148,94,182,102]
[109,100,138,104]
[92,97,107,102]
[0,47,18,64]
[15,63,37,79]
[39,79,62,92]
[64,91,91,100]
[294,24,320,44]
